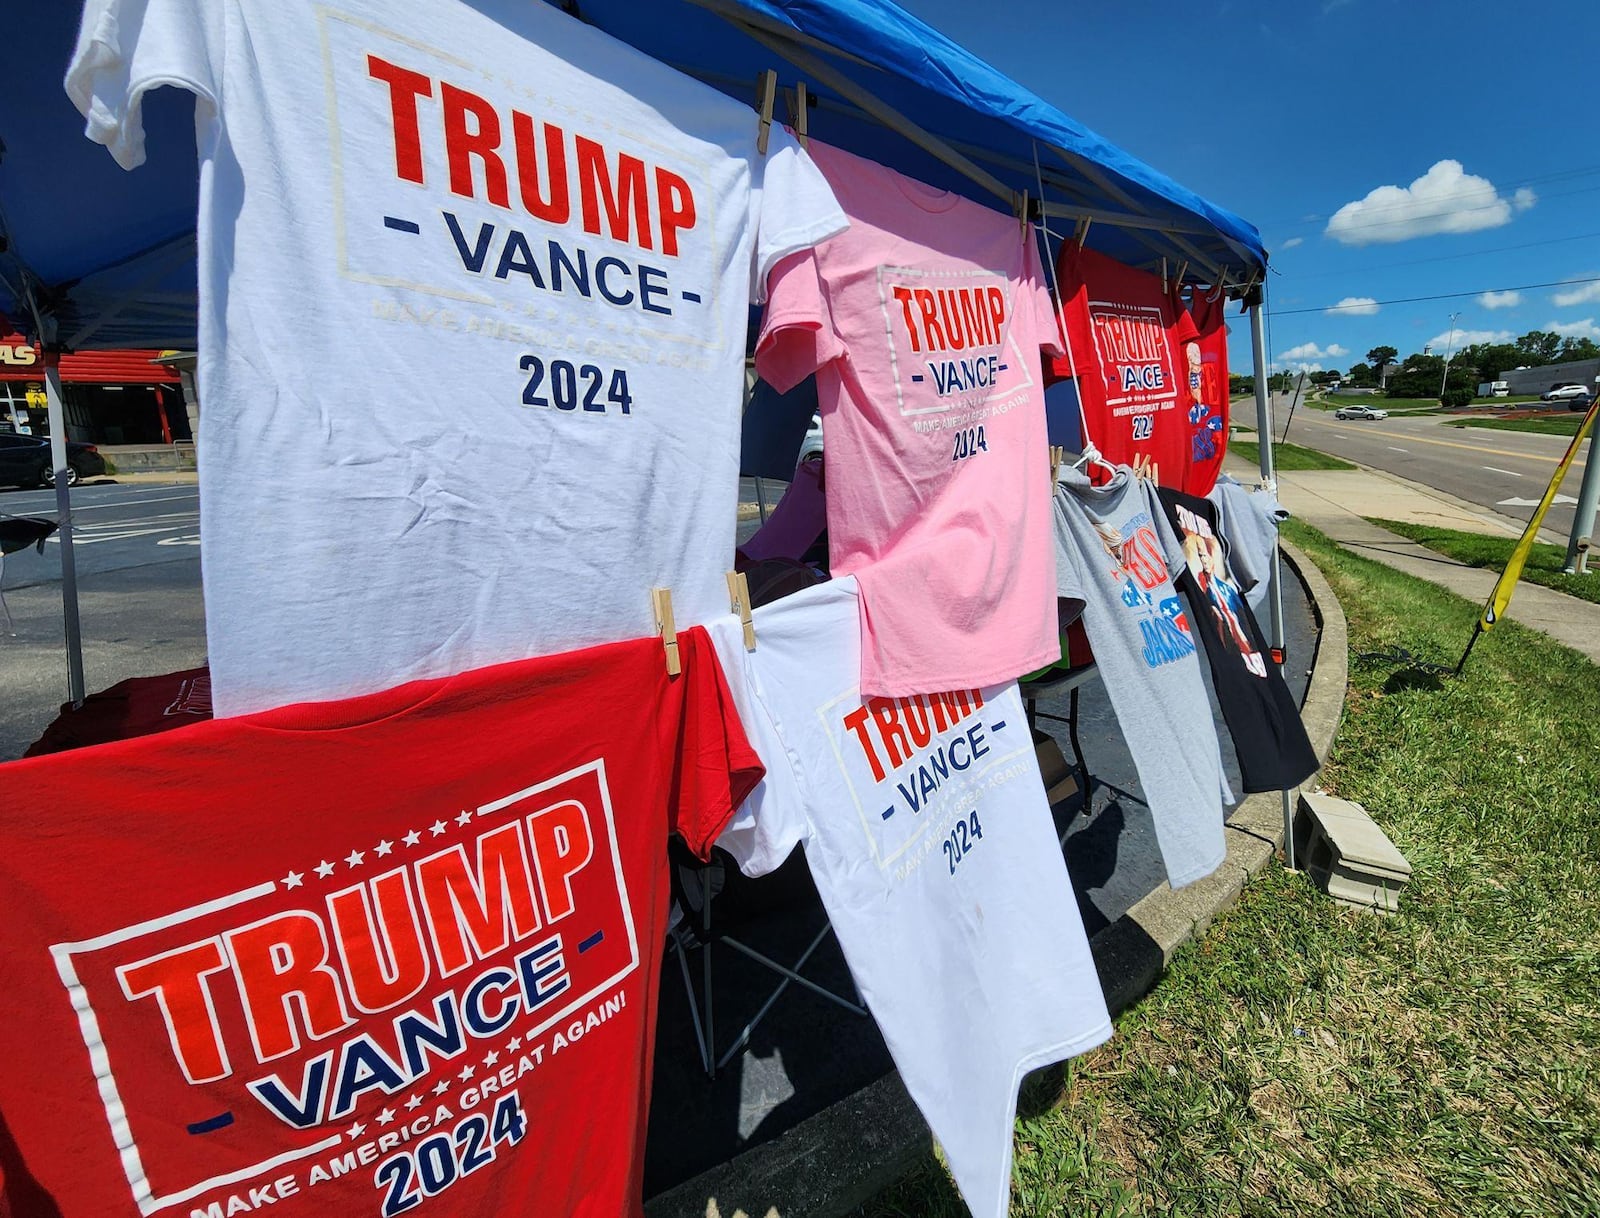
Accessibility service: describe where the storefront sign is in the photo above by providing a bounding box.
[0,344,39,367]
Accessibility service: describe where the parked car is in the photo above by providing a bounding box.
[0,432,107,489]
[1541,384,1591,402]
[1333,404,1389,421]
[798,412,824,462]
[1565,392,1594,412]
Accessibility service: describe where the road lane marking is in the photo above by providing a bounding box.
[1298,421,1587,464]
[1483,466,1522,477]
[1498,495,1577,508]
[1387,446,1409,452]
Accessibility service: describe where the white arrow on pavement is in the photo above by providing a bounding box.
[1497,495,1578,508]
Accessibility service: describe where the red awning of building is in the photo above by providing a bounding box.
[0,334,181,384]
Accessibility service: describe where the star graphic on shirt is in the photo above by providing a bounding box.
[281,870,303,890]
[457,1064,475,1082]
[403,829,422,847]
[482,1050,500,1068]
[432,1080,451,1096]
[374,839,393,857]
[376,1108,396,1126]
[456,809,474,826]
[345,1121,366,1140]
[314,860,336,879]
[404,1094,423,1111]
[430,820,448,837]
[345,849,365,869]
[505,1035,522,1053]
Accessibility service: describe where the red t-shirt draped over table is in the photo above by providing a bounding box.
[0,631,760,1218]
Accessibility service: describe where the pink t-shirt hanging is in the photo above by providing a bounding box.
[756,140,1063,696]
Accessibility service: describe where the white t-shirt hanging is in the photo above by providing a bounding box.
[707,577,1112,1218]
[67,0,846,716]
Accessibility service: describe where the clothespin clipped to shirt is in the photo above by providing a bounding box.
[786,81,809,149]
[651,587,681,676]
[755,69,778,156]
[1132,453,1159,484]
[1017,189,1029,238]
[1074,216,1092,250]
[1049,444,1064,485]
[726,571,756,651]
[1208,268,1229,303]
[1174,261,1189,296]
[1160,257,1168,294]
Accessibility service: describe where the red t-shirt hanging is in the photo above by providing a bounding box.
[1047,245,1187,484]
[0,633,760,1218]
[1173,291,1231,496]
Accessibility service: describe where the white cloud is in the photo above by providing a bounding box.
[1546,318,1600,341]
[1426,328,1513,350]
[1325,160,1531,246]
[1272,361,1324,374]
[1280,236,1305,250]
[1478,290,1521,310]
[1326,296,1379,316]
[1552,279,1600,308]
[1278,341,1348,362]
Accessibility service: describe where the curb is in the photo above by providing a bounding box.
[646,544,1349,1218]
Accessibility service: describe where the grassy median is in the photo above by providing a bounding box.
[860,519,1600,1217]
[1450,416,1588,437]
[1231,439,1355,472]
[1371,518,1600,608]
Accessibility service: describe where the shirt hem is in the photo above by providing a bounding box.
[978,1022,1115,1218]
[1165,846,1227,890]
[858,642,1063,700]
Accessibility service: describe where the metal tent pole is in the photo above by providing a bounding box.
[1249,301,1296,870]
[40,329,87,708]
[1562,425,1600,574]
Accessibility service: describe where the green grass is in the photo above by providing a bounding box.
[1231,439,1355,471]
[858,519,1600,1217]
[1370,518,1600,606]
[1450,415,1587,437]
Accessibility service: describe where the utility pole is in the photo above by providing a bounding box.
[1439,312,1461,397]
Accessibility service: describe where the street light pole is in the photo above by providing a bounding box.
[1439,312,1462,397]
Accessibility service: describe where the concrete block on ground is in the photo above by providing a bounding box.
[1299,792,1411,915]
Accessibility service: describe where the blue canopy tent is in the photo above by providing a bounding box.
[2,1,1283,794]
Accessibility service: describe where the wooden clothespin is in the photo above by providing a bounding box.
[1049,444,1065,485]
[1160,257,1168,293]
[786,81,809,149]
[1017,189,1029,238]
[1209,268,1229,303]
[1174,260,1188,293]
[755,69,778,156]
[1075,216,1092,250]
[725,571,756,651]
[651,587,681,676]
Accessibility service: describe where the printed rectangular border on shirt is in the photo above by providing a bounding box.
[47,757,639,1216]
[319,6,728,352]
[874,264,1035,418]
[816,685,1034,872]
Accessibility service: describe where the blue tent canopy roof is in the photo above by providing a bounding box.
[1,0,1265,349]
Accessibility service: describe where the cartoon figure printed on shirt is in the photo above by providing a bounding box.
[1182,338,1227,462]
[1094,515,1195,669]
[1181,523,1268,678]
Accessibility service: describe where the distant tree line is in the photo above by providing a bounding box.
[1329,332,1600,407]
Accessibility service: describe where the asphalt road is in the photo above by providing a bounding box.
[1,480,205,759]
[1278,405,1595,541]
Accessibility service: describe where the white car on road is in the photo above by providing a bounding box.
[1541,384,1592,403]
[1333,404,1389,421]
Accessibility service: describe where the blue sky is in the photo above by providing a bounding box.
[899,0,1600,377]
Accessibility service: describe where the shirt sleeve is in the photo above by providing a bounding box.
[1026,224,1066,360]
[667,628,767,861]
[66,0,225,171]
[1051,483,1089,618]
[700,617,809,878]
[748,126,847,305]
[754,248,845,394]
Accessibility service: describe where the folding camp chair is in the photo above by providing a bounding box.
[665,840,866,1080]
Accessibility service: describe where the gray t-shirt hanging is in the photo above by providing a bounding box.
[1053,468,1228,888]
[1208,474,1289,619]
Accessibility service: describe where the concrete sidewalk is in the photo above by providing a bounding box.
[1226,457,1600,665]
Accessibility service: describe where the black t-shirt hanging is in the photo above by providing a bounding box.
[1156,487,1318,792]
